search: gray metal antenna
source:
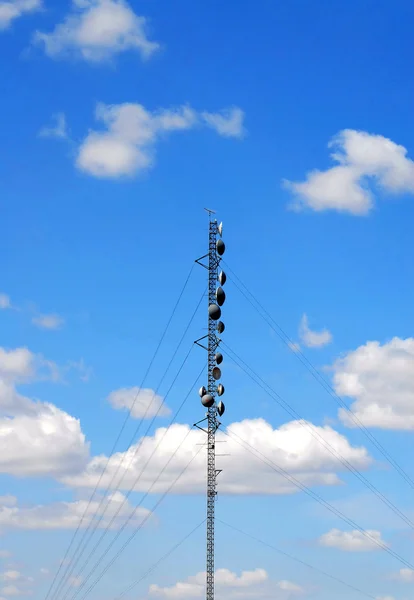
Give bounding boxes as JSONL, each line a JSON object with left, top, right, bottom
{"left": 195, "top": 213, "right": 226, "bottom": 600}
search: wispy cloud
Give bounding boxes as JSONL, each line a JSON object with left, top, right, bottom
{"left": 391, "top": 568, "right": 414, "bottom": 582}
{"left": 0, "top": 0, "right": 42, "bottom": 31}
{"left": 299, "top": 313, "right": 332, "bottom": 348}
{"left": 38, "top": 113, "right": 68, "bottom": 140}
{"left": 201, "top": 107, "right": 245, "bottom": 139}
{"left": 0, "top": 291, "right": 65, "bottom": 332}
{"left": 32, "top": 314, "right": 65, "bottom": 331}
{"left": 0, "top": 294, "right": 11, "bottom": 310}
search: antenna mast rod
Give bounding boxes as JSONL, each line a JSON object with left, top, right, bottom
{"left": 195, "top": 210, "right": 227, "bottom": 600}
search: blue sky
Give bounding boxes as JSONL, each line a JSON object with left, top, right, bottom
{"left": 1, "top": 1, "right": 414, "bottom": 600}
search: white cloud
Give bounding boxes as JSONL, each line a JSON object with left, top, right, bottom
{"left": 0, "top": 573, "right": 21, "bottom": 583}
{"left": 32, "top": 313, "right": 65, "bottom": 330}
{"left": 276, "top": 581, "right": 303, "bottom": 594}
{"left": 149, "top": 568, "right": 268, "bottom": 598}
{"left": 75, "top": 102, "right": 245, "bottom": 178}
{"left": 201, "top": 107, "right": 245, "bottom": 139}
{"left": 284, "top": 129, "right": 414, "bottom": 215}
{"left": 0, "top": 348, "right": 35, "bottom": 382}
{"left": 107, "top": 387, "right": 170, "bottom": 419}
{"left": 39, "top": 113, "right": 68, "bottom": 140}
{"left": 0, "top": 291, "right": 64, "bottom": 332}
{"left": 0, "top": 294, "right": 11, "bottom": 309}
{"left": 318, "top": 528, "right": 387, "bottom": 552}
{"left": 0, "top": 496, "right": 16, "bottom": 507}
{"left": 214, "top": 568, "right": 268, "bottom": 588}
{"left": 0, "top": 346, "right": 61, "bottom": 388}
{"left": 0, "top": 402, "right": 89, "bottom": 477}
{"left": 34, "top": 0, "right": 159, "bottom": 63}
{"left": 0, "top": 571, "right": 32, "bottom": 599}
{"left": 333, "top": 337, "right": 414, "bottom": 430}
{"left": 0, "top": 491, "right": 150, "bottom": 533}
{"left": 76, "top": 102, "right": 196, "bottom": 178}
{"left": 63, "top": 417, "right": 370, "bottom": 495}
{"left": 0, "top": 346, "right": 89, "bottom": 478}
{"left": 298, "top": 314, "right": 332, "bottom": 348}
{"left": 0, "top": 586, "right": 20, "bottom": 597}
{"left": 0, "top": 0, "right": 41, "bottom": 31}
{"left": 392, "top": 568, "right": 414, "bottom": 582}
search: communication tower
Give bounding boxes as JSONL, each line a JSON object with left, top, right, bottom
{"left": 195, "top": 209, "right": 227, "bottom": 600}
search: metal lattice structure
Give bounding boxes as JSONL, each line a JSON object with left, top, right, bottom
{"left": 195, "top": 210, "right": 227, "bottom": 600}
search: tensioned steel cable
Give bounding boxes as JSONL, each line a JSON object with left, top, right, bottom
{"left": 223, "top": 428, "right": 414, "bottom": 570}
{"left": 222, "top": 341, "right": 414, "bottom": 530}
{"left": 46, "top": 265, "right": 197, "bottom": 600}
{"left": 62, "top": 365, "right": 205, "bottom": 600}
{"left": 112, "top": 519, "right": 206, "bottom": 600}
{"left": 57, "top": 348, "right": 201, "bottom": 600}
{"left": 223, "top": 260, "right": 414, "bottom": 491}
{"left": 218, "top": 520, "right": 377, "bottom": 600}
{"left": 73, "top": 440, "right": 205, "bottom": 600}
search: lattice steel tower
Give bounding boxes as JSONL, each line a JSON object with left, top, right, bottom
{"left": 195, "top": 209, "right": 227, "bottom": 600}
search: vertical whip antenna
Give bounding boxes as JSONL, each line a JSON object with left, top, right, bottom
{"left": 195, "top": 210, "right": 227, "bottom": 600}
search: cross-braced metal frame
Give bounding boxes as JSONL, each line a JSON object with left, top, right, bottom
{"left": 195, "top": 215, "right": 223, "bottom": 600}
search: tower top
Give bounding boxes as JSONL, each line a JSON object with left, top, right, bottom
{"left": 204, "top": 207, "right": 216, "bottom": 220}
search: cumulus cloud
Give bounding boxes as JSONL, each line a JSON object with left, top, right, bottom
{"left": 298, "top": 314, "right": 332, "bottom": 348}
{"left": 107, "top": 387, "right": 170, "bottom": 419}
{"left": 0, "top": 402, "right": 89, "bottom": 477}
{"left": 0, "top": 569, "right": 33, "bottom": 599}
{"left": 76, "top": 103, "right": 195, "bottom": 177}
{"left": 0, "top": 347, "right": 35, "bottom": 382}
{"left": 0, "top": 571, "right": 33, "bottom": 598}
{"left": 75, "top": 102, "right": 245, "bottom": 178}
{"left": 318, "top": 528, "right": 387, "bottom": 552}
{"left": 284, "top": 130, "right": 414, "bottom": 215}
{"left": 32, "top": 313, "right": 65, "bottom": 330}
{"left": 149, "top": 568, "right": 268, "bottom": 598}
{"left": 38, "top": 113, "right": 68, "bottom": 140}
{"left": 0, "top": 573, "right": 21, "bottom": 583}
{"left": 0, "top": 491, "right": 150, "bottom": 533}
{"left": 0, "top": 585, "right": 29, "bottom": 597}
{"left": 63, "top": 417, "right": 370, "bottom": 495}
{"left": 0, "top": 346, "right": 89, "bottom": 477}
{"left": 0, "top": 0, "right": 41, "bottom": 31}
{"left": 333, "top": 337, "right": 414, "bottom": 430}
{"left": 149, "top": 569, "right": 304, "bottom": 600}
{"left": 34, "top": 0, "right": 159, "bottom": 63}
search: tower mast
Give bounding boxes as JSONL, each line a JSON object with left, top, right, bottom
{"left": 195, "top": 209, "right": 227, "bottom": 600}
